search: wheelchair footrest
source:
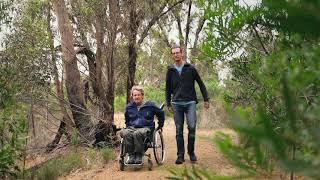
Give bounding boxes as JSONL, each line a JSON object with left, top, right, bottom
{"left": 124, "top": 162, "right": 144, "bottom": 166}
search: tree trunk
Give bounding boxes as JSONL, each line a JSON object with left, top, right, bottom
{"left": 46, "top": 3, "right": 74, "bottom": 150}
{"left": 184, "top": 0, "right": 192, "bottom": 61}
{"left": 46, "top": 120, "right": 71, "bottom": 152}
{"left": 126, "top": 0, "right": 138, "bottom": 103}
{"left": 94, "top": 7, "right": 111, "bottom": 120}
{"left": 48, "top": 1, "right": 74, "bottom": 130}
{"left": 173, "top": 8, "right": 185, "bottom": 49}
{"left": 52, "top": 0, "right": 93, "bottom": 143}
{"left": 126, "top": 43, "right": 137, "bottom": 103}
{"left": 104, "top": 0, "right": 119, "bottom": 124}
{"left": 190, "top": 15, "right": 206, "bottom": 62}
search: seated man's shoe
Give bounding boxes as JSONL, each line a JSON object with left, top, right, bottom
{"left": 126, "top": 153, "right": 135, "bottom": 164}
{"left": 134, "top": 153, "right": 143, "bottom": 164}
{"left": 189, "top": 153, "right": 197, "bottom": 163}
{"left": 175, "top": 156, "right": 185, "bottom": 164}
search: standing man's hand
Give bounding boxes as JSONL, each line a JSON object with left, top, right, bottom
{"left": 167, "top": 106, "right": 173, "bottom": 113}
{"left": 204, "top": 101, "right": 210, "bottom": 109}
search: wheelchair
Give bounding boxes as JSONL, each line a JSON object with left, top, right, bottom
{"left": 118, "top": 103, "right": 165, "bottom": 171}
{"left": 118, "top": 128, "right": 165, "bottom": 171}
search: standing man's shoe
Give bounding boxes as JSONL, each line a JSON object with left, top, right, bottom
{"left": 175, "top": 156, "right": 185, "bottom": 164}
{"left": 189, "top": 153, "right": 197, "bottom": 163}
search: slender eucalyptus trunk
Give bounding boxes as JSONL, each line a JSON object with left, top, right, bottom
{"left": 52, "top": 0, "right": 94, "bottom": 143}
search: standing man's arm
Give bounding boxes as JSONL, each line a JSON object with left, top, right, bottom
{"left": 165, "top": 69, "right": 173, "bottom": 111}
{"left": 194, "top": 68, "right": 210, "bottom": 109}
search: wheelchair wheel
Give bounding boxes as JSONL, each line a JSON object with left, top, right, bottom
{"left": 119, "top": 159, "right": 125, "bottom": 171}
{"left": 119, "top": 139, "right": 125, "bottom": 171}
{"left": 153, "top": 129, "right": 165, "bottom": 165}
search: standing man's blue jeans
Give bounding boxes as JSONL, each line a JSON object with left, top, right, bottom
{"left": 172, "top": 102, "right": 197, "bottom": 158}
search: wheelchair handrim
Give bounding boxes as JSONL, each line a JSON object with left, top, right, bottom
{"left": 153, "top": 130, "right": 165, "bottom": 164}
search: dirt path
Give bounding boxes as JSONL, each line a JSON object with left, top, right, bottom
{"left": 61, "top": 117, "right": 238, "bottom": 180}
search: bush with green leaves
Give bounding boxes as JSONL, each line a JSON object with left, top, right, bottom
{"left": 195, "top": 0, "right": 320, "bottom": 178}
{"left": 167, "top": 165, "right": 239, "bottom": 180}
{"left": 0, "top": 60, "right": 27, "bottom": 178}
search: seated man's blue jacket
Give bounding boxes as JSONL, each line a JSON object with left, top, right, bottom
{"left": 125, "top": 101, "right": 165, "bottom": 128}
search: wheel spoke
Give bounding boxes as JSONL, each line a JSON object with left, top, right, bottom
{"left": 153, "top": 130, "right": 165, "bottom": 165}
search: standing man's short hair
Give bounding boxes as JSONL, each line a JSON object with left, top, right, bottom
{"left": 171, "top": 45, "right": 183, "bottom": 52}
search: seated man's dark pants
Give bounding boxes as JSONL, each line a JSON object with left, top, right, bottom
{"left": 120, "top": 127, "right": 150, "bottom": 163}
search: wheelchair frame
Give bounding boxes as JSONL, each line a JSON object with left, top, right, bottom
{"left": 118, "top": 128, "right": 165, "bottom": 171}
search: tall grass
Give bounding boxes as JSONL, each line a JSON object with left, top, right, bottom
{"left": 23, "top": 147, "right": 115, "bottom": 180}
{"left": 36, "top": 152, "right": 85, "bottom": 180}
{"left": 100, "top": 147, "right": 113, "bottom": 163}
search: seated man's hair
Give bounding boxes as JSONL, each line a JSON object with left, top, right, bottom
{"left": 130, "top": 85, "right": 144, "bottom": 96}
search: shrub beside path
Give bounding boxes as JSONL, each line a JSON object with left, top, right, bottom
{"left": 61, "top": 115, "right": 238, "bottom": 180}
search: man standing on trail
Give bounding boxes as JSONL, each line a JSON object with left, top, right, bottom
{"left": 165, "top": 46, "right": 210, "bottom": 164}
{"left": 120, "top": 86, "right": 165, "bottom": 164}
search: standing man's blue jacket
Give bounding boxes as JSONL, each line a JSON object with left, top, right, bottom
{"left": 125, "top": 101, "right": 165, "bottom": 128}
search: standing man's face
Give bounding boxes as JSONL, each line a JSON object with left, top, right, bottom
{"left": 171, "top": 47, "right": 183, "bottom": 63}
{"left": 132, "top": 90, "right": 144, "bottom": 105}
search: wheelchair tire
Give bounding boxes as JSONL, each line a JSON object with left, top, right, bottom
{"left": 119, "top": 139, "right": 125, "bottom": 171}
{"left": 119, "top": 159, "right": 125, "bottom": 171}
{"left": 153, "top": 129, "right": 165, "bottom": 165}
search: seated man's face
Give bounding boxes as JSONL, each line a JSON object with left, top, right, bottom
{"left": 132, "top": 90, "right": 144, "bottom": 105}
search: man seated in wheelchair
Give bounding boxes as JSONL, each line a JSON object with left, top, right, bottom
{"left": 120, "top": 85, "right": 165, "bottom": 164}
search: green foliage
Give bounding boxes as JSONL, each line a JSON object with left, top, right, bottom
{"left": 144, "top": 84, "right": 166, "bottom": 105}
{"left": 4, "top": 0, "right": 51, "bottom": 90}
{"left": 1, "top": 7, "right": 53, "bottom": 176}
{"left": 100, "top": 147, "right": 113, "bottom": 163}
{"left": 114, "top": 95, "right": 126, "bottom": 112}
{"left": 199, "top": 0, "right": 320, "bottom": 178}
{"left": 263, "top": 0, "right": 320, "bottom": 38}
{"left": 21, "top": 148, "right": 112, "bottom": 179}
{"left": 0, "top": 58, "right": 27, "bottom": 178}
{"left": 167, "top": 165, "right": 235, "bottom": 180}
{"left": 35, "top": 152, "right": 85, "bottom": 180}
{"left": 87, "top": 148, "right": 98, "bottom": 162}
{"left": 214, "top": 131, "right": 271, "bottom": 176}
{"left": 196, "top": 77, "right": 220, "bottom": 102}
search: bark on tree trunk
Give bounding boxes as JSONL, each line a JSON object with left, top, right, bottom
{"left": 46, "top": 3, "right": 74, "bottom": 151}
{"left": 104, "top": 0, "right": 119, "bottom": 124}
{"left": 190, "top": 15, "right": 206, "bottom": 63}
{"left": 46, "top": 119, "right": 71, "bottom": 152}
{"left": 184, "top": 0, "right": 193, "bottom": 61}
{"left": 126, "top": 43, "right": 137, "bottom": 103}
{"left": 52, "top": 0, "right": 93, "bottom": 143}
{"left": 126, "top": 0, "right": 138, "bottom": 103}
